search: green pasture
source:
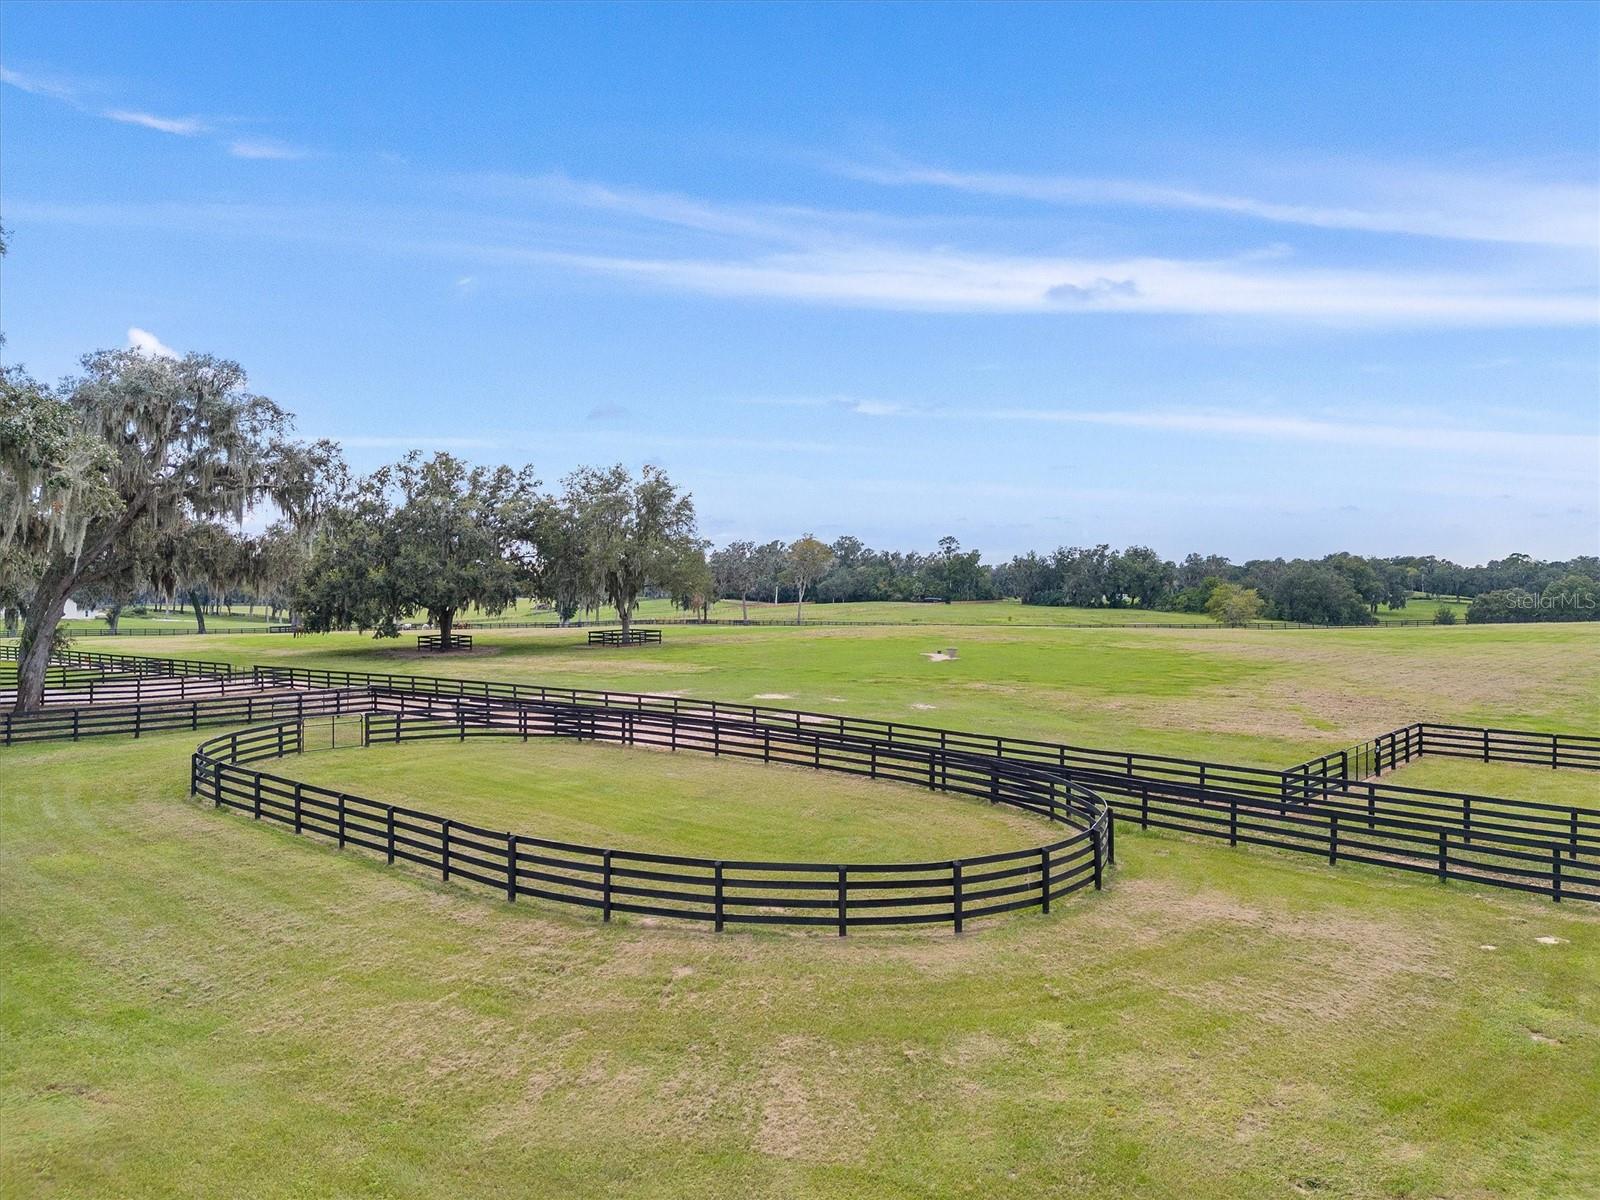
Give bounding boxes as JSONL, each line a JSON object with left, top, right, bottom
{"left": 453, "top": 594, "right": 1463, "bottom": 627}
{"left": 288, "top": 737, "right": 1047, "bottom": 861}
{"left": 3, "top": 619, "right": 1597, "bottom": 1198}
{"left": 73, "top": 619, "right": 1600, "bottom": 770}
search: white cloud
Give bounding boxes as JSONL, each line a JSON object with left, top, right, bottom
{"left": 228, "top": 137, "right": 310, "bottom": 161}
{"left": 548, "top": 244, "right": 1595, "bottom": 325}
{"left": 843, "top": 161, "right": 1600, "bottom": 251}
{"left": 0, "top": 65, "right": 83, "bottom": 103}
{"left": 104, "top": 109, "right": 210, "bottom": 136}
{"left": 127, "top": 326, "right": 178, "bottom": 358}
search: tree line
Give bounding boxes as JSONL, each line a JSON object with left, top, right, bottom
{"left": 4, "top": 339, "right": 1595, "bottom": 712}
{"left": 707, "top": 537, "right": 1599, "bottom": 627}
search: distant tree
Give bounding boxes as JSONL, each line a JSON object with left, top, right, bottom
{"left": 1432, "top": 604, "right": 1458, "bottom": 625}
{"left": 528, "top": 492, "right": 590, "bottom": 624}
{"left": 1466, "top": 588, "right": 1535, "bottom": 624}
{"left": 1541, "top": 573, "right": 1599, "bottom": 622}
{"left": 297, "top": 452, "right": 538, "bottom": 647}
{"left": 72, "top": 576, "right": 134, "bottom": 633}
{"left": 568, "top": 464, "right": 700, "bottom": 638}
{"left": 787, "top": 535, "right": 835, "bottom": 622}
{"left": 1110, "top": 545, "right": 1175, "bottom": 608}
{"left": 1177, "top": 552, "right": 1234, "bottom": 589}
{"left": 752, "top": 539, "right": 789, "bottom": 605}
{"left": 670, "top": 543, "right": 716, "bottom": 621}
{"left": 251, "top": 522, "right": 311, "bottom": 624}
{"left": 1054, "top": 544, "right": 1113, "bottom": 607}
{"left": 2, "top": 349, "right": 333, "bottom": 711}
{"left": 1205, "top": 582, "right": 1264, "bottom": 627}
{"left": 1271, "top": 564, "right": 1373, "bottom": 625}
{"left": 164, "top": 520, "right": 253, "bottom": 633}
{"left": 710, "top": 540, "right": 760, "bottom": 622}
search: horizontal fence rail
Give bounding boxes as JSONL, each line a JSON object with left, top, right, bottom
{"left": 191, "top": 699, "right": 1113, "bottom": 933}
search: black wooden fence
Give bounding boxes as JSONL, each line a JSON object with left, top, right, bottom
{"left": 1, "top": 688, "right": 372, "bottom": 746}
{"left": 1288, "top": 722, "right": 1600, "bottom": 785}
{"left": 587, "top": 629, "right": 662, "bottom": 646}
{"left": 191, "top": 700, "right": 1112, "bottom": 933}
{"left": 7, "top": 646, "right": 1596, "bottom": 907}
{"left": 416, "top": 634, "right": 473, "bottom": 651}
{"left": 0, "top": 643, "right": 235, "bottom": 679}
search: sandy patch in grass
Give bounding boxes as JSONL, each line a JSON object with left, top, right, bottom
{"left": 751, "top": 1036, "right": 875, "bottom": 1163}
{"left": 752, "top": 693, "right": 793, "bottom": 700}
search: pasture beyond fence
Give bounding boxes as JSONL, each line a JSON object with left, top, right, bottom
{"left": 3, "top": 645, "right": 1597, "bottom": 915}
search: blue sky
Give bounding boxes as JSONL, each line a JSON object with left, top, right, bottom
{"left": 2, "top": 1, "right": 1596, "bottom": 564}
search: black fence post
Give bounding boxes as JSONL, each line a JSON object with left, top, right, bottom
{"left": 253, "top": 773, "right": 262, "bottom": 820}
{"left": 1229, "top": 795, "right": 1238, "bottom": 847}
{"left": 441, "top": 819, "right": 452, "bottom": 880}
{"left": 713, "top": 861, "right": 725, "bottom": 932}
{"left": 1329, "top": 813, "right": 1339, "bottom": 865}
{"left": 1552, "top": 846, "right": 1562, "bottom": 903}
{"left": 1141, "top": 781, "right": 1150, "bottom": 830}
{"left": 836, "top": 867, "right": 847, "bottom": 937}
{"left": 337, "top": 794, "right": 347, "bottom": 848}
{"left": 1040, "top": 846, "right": 1051, "bottom": 914}
{"left": 1107, "top": 812, "right": 1116, "bottom": 865}
{"left": 602, "top": 851, "right": 614, "bottom": 922}
{"left": 1093, "top": 833, "right": 1103, "bottom": 892}
{"left": 952, "top": 860, "right": 964, "bottom": 933}
{"left": 386, "top": 806, "right": 396, "bottom": 864}
{"left": 506, "top": 835, "right": 518, "bottom": 902}
{"left": 1437, "top": 828, "right": 1448, "bottom": 882}
{"left": 294, "top": 782, "right": 303, "bottom": 834}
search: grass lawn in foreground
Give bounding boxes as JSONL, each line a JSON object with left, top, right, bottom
{"left": 286, "top": 737, "right": 1048, "bottom": 861}
{"left": 2, "top": 728, "right": 1596, "bottom": 1199}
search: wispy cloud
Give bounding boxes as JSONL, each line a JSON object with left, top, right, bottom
{"left": 842, "top": 160, "right": 1600, "bottom": 251}
{"left": 3, "top": 60, "right": 309, "bottom": 158}
{"left": 228, "top": 137, "right": 310, "bottom": 161}
{"left": 0, "top": 64, "right": 81, "bottom": 103}
{"left": 127, "top": 326, "right": 178, "bottom": 358}
{"left": 104, "top": 109, "right": 209, "bottom": 136}
{"left": 548, "top": 243, "right": 1594, "bottom": 325}
{"left": 736, "top": 395, "right": 915, "bottom": 417}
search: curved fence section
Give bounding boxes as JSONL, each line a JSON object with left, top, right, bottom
{"left": 6, "top": 645, "right": 1595, "bottom": 908}
{"left": 190, "top": 697, "right": 1113, "bottom": 934}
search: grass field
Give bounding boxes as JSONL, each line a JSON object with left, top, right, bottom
{"left": 450, "top": 595, "right": 1467, "bottom": 627}
{"left": 4, "top": 621, "right": 1598, "bottom": 1198}
{"left": 29, "top": 593, "right": 1479, "bottom": 636}
{"left": 288, "top": 738, "right": 1048, "bottom": 861}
